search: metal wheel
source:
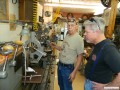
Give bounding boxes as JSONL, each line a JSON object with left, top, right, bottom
{"left": 101, "top": 0, "right": 111, "bottom": 7}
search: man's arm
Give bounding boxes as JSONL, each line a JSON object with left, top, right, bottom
{"left": 73, "top": 54, "right": 83, "bottom": 75}
{"left": 105, "top": 72, "right": 120, "bottom": 87}
{"left": 92, "top": 72, "right": 120, "bottom": 90}
{"left": 69, "top": 54, "right": 83, "bottom": 82}
{"left": 50, "top": 42, "right": 63, "bottom": 51}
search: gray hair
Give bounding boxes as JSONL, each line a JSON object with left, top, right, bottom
{"left": 83, "top": 16, "right": 106, "bottom": 33}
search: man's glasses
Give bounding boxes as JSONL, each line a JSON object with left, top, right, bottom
{"left": 89, "top": 18, "right": 100, "bottom": 30}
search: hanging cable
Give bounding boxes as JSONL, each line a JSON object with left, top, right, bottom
{"left": 33, "top": 0, "right": 38, "bottom": 31}
{"left": 12, "top": 0, "right": 17, "bottom": 4}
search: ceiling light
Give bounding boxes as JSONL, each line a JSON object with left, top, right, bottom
{"left": 45, "top": 0, "right": 101, "bottom": 6}
{"left": 44, "top": 3, "right": 103, "bottom": 9}
{"left": 94, "top": 7, "right": 106, "bottom": 15}
{"left": 118, "top": 2, "right": 120, "bottom": 8}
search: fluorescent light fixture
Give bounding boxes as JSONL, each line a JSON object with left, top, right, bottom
{"left": 45, "top": 0, "right": 101, "bottom": 6}
{"left": 118, "top": 2, "right": 120, "bottom": 8}
{"left": 94, "top": 2, "right": 120, "bottom": 15}
{"left": 94, "top": 6, "right": 106, "bottom": 15}
{"left": 44, "top": 3, "right": 103, "bottom": 9}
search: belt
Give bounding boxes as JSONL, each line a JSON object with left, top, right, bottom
{"left": 59, "top": 62, "right": 74, "bottom": 67}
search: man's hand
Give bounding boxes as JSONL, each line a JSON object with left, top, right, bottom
{"left": 50, "top": 42, "right": 63, "bottom": 51}
{"left": 92, "top": 81, "right": 107, "bottom": 90}
{"left": 69, "top": 72, "right": 76, "bottom": 82}
{"left": 50, "top": 42, "right": 56, "bottom": 48}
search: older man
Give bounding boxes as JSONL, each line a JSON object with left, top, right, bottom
{"left": 50, "top": 18, "right": 84, "bottom": 90}
{"left": 83, "top": 16, "right": 120, "bottom": 90}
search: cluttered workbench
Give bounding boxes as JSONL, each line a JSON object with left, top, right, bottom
{"left": 22, "top": 49, "right": 56, "bottom": 90}
{"left": 0, "top": 21, "right": 57, "bottom": 90}
{"left": 0, "top": 42, "right": 23, "bottom": 90}
{"left": 0, "top": 40, "right": 56, "bottom": 90}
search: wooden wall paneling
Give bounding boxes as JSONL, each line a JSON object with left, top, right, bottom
{"left": 25, "top": 0, "right": 33, "bottom": 21}
{"left": 19, "top": 0, "right": 33, "bottom": 21}
{"left": 19, "top": 0, "right": 25, "bottom": 20}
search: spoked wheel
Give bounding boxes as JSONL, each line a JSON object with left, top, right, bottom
{"left": 101, "top": 0, "right": 111, "bottom": 7}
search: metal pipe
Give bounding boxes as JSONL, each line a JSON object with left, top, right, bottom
{"left": 2, "top": 56, "right": 8, "bottom": 71}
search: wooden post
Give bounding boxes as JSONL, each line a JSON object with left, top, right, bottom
{"left": 105, "top": 0, "right": 118, "bottom": 38}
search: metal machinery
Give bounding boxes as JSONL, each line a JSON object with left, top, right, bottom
{"left": 21, "top": 1, "right": 57, "bottom": 89}
{"left": 24, "top": 31, "right": 46, "bottom": 64}
{"left": 0, "top": 0, "right": 57, "bottom": 90}
{"left": 0, "top": 42, "right": 23, "bottom": 90}
{"left": 0, "top": 22, "right": 57, "bottom": 90}
{"left": 21, "top": 23, "right": 57, "bottom": 90}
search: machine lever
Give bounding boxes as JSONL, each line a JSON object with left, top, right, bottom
{"left": 0, "top": 50, "right": 13, "bottom": 79}
{"left": 9, "top": 45, "right": 19, "bottom": 67}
